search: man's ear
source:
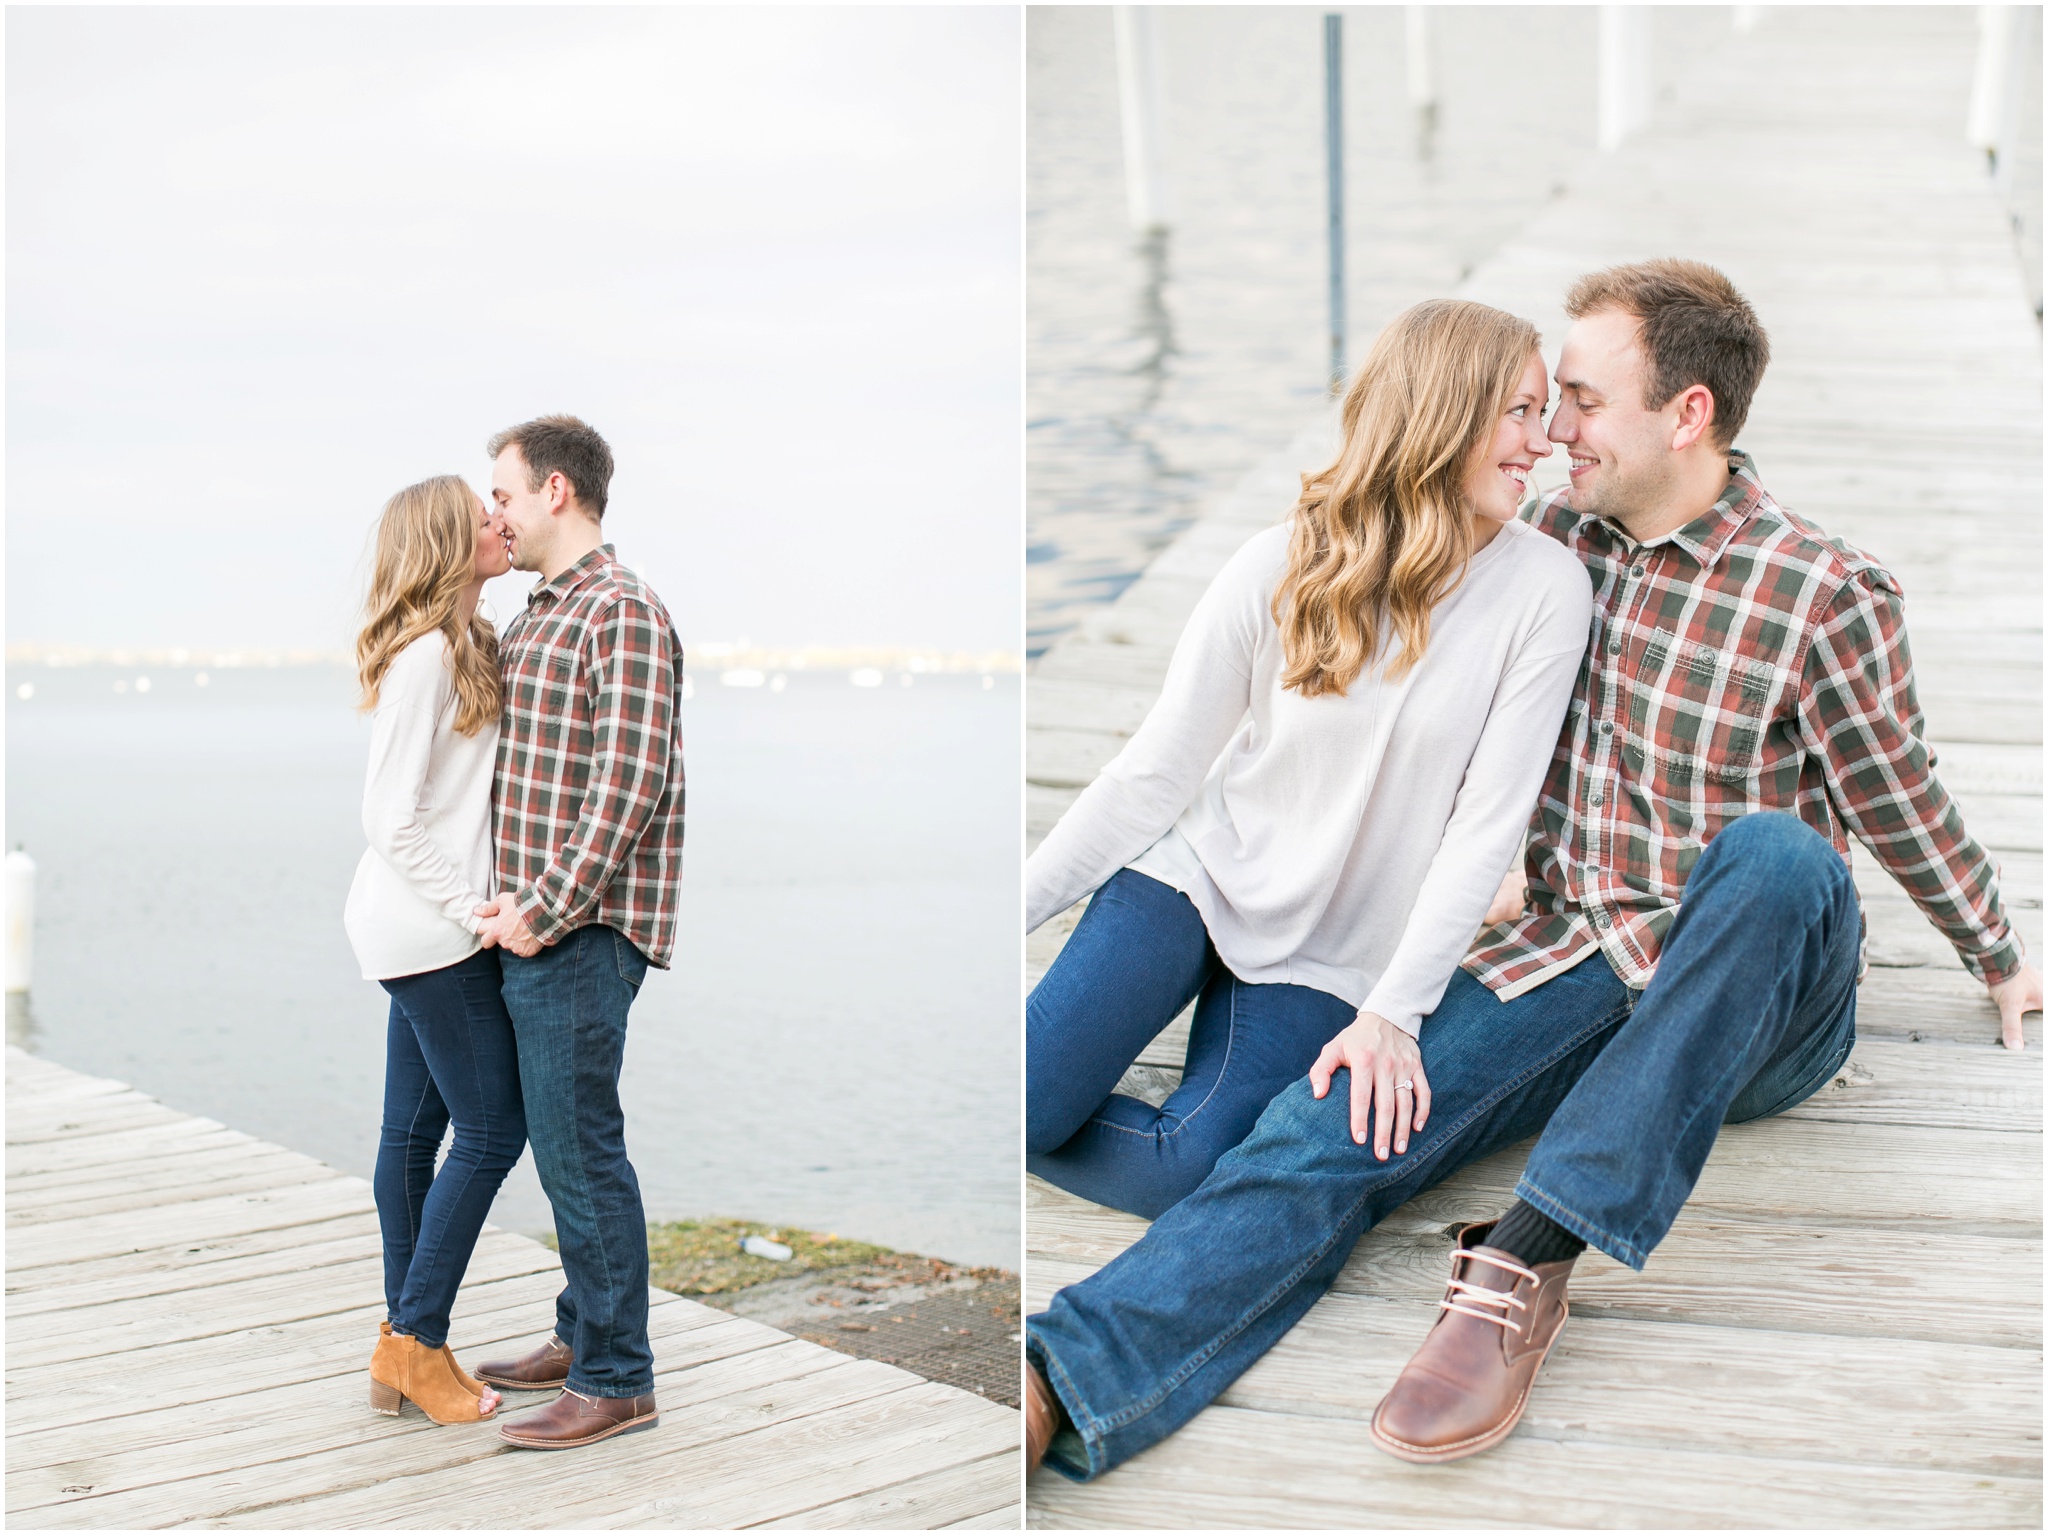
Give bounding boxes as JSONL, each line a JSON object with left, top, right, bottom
{"left": 546, "top": 471, "right": 571, "bottom": 515}
{"left": 1669, "top": 384, "right": 1718, "bottom": 453}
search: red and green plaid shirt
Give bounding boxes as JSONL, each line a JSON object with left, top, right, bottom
{"left": 493, "top": 544, "right": 686, "bottom": 967}
{"left": 1465, "top": 451, "right": 2022, "bottom": 999}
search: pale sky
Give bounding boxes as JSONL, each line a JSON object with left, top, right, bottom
{"left": 7, "top": 6, "right": 1022, "bottom": 653}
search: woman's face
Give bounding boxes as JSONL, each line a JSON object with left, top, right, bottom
{"left": 1462, "top": 351, "right": 1553, "bottom": 525}
{"left": 472, "top": 494, "right": 512, "bottom": 581}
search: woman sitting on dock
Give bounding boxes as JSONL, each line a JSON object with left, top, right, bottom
{"left": 1025, "top": 299, "right": 1592, "bottom": 1218}
{"left": 344, "top": 475, "right": 525, "bottom": 1425}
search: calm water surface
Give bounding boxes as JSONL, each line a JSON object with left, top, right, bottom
{"left": 1028, "top": 4, "right": 1737, "bottom": 656}
{"left": 7, "top": 664, "right": 1020, "bottom": 1268}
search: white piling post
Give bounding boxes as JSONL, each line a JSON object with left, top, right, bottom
{"left": 1967, "top": 6, "right": 2012, "bottom": 155}
{"left": 1324, "top": 11, "right": 1347, "bottom": 392}
{"left": 1597, "top": 6, "right": 1654, "bottom": 153}
{"left": 1732, "top": 6, "right": 1764, "bottom": 34}
{"left": 1404, "top": 6, "right": 1437, "bottom": 112}
{"left": 5, "top": 848, "right": 35, "bottom": 996}
{"left": 1112, "top": 6, "right": 1171, "bottom": 232}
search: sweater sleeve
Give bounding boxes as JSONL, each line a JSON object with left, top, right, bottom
{"left": 361, "top": 638, "right": 493, "bottom": 932}
{"left": 1024, "top": 536, "right": 1269, "bottom": 932}
{"left": 1359, "top": 563, "right": 1594, "bottom": 1037}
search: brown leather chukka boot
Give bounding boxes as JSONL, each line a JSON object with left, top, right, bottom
{"left": 1369, "top": 1220, "right": 1575, "bottom": 1463}
{"left": 498, "top": 1386, "right": 659, "bottom": 1450}
{"left": 474, "top": 1333, "right": 574, "bottom": 1390}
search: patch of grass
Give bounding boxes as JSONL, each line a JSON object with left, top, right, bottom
{"left": 643, "top": 1218, "right": 899, "bottom": 1297}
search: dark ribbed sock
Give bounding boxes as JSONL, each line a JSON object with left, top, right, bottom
{"left": 1485, "top": 1199, "right": 1587, "bottom": 1268}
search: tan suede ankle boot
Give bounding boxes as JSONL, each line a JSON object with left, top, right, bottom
{"left": 369, "top": 1330, "right": 497, "bottom": 1424}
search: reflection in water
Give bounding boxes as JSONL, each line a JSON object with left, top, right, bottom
{"left": 1127, "top": 226, "right": 1177, "bottom": 413}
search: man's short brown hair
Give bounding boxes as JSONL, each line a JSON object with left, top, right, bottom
{"left": 487, "top": 415, "right": 615, "bottom": 519}
{"left": 1564, "top": 260, "right": 1770, "bottom": 447}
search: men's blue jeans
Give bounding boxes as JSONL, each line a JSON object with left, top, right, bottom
{"left": 376, "top": 947, "right": 527, "bottom": 1349}
{"left": 1029, "top": 869, "right": 1353, "bottom": 1219}
{"left": 501, "top": 923, "right": 655, "bottom": 1398}
{"left": 1028, "top": 812, "right": 1860, "bottom": 1479}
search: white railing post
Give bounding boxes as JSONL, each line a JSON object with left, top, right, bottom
{"left": 5, "top": 847, "right": 35, "bottom": 997}
{"left": 1598, "top": 6, "right": 1654, "bottom": 153}
{"left": 1404, "top": 7, "right": 1437, "bottom": 114}
{"left": 1967, "top": 5, "right": 2012, "bottom": 159}
{"left": 1113, "top": 6, "right": 1171, "bottom": 232}
{"left": 1324, "top": 11, "right": 1347, "bottom": 392}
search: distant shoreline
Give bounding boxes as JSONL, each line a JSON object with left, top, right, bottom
{"left": 7, "top": 643, "right": 1023, "bottom": 674}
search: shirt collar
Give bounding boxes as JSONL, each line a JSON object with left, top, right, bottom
{"left": 530, "top": 543, "right": 615, "bottom": 607}
{"left": 1597, "top": 450, "right": 1763, "bottom": 569}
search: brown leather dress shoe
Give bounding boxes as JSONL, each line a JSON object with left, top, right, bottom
{"left": 1026, "top": 1361, "right": 1064, "bottom": 1473}
{"left": 1369, "top": 1221, "right": 1576, "bottom": 1464}
{"left": 473, "top": 1334, "right": 573, "bottom": 1390}
{"left": 497, "top": 1386, "right": 659, "bottom": 1450}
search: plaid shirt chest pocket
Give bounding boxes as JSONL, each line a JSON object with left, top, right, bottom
{"left": 1626, "top": 631, "right": 1788, "bottom": 806}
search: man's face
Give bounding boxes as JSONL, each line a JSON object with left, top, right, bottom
{"left": 1548, "top": 308, "right": 1680, "bottom": 527}
{"left": 490, "top": 447, "right": 551, "bottom": 574}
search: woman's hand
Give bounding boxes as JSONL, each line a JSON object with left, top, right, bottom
{"left": 1309, "top": 1011, "right": 1429, "bottom": 1160}
{"left": 1483, "top": 868, "right": 1529, "bottom": 928}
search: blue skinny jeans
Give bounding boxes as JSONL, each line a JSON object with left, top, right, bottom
{"left": 1028, "top": 812, "right": 1861, "bottom": 1479}
{"left": 1028, "top": 868, "right": 1353, "bottom": 1219}
{"left": 375, "top": 946, "right": 527, "bottom": 1349}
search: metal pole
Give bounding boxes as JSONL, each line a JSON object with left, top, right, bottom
{"left": 1597, "top": 6, "right": 1653, "bottom": 153}
{"left": 1113, "top": 6, "right": 1170, "bottom": 231}
{"left": 1324, "top": 11, "right": 1347, "bottom": 392}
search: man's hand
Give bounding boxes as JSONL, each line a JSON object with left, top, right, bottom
{"left": 1309, "top": 1011, "right": 1430, "bottom": 1160}
{"left": 1988, "top": 963, "right": 2042, "bottom": 1051}
{"left": 474, "top": 895, "right": 544, "bottom": 958}
{"left": 1482, "top": 868, "right": 1529, "bottom": 928}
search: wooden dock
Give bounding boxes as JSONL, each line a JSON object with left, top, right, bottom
{"left": 4, "top": 1048, "right": 1019, "bottom": 1529}
{"left": 1026, "top": 8, "right": 2041, "bottom": 1527}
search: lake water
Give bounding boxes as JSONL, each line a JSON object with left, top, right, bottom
{"left": 6, "top": 663, "right": 1020, "bottom": 1269}
{"left": 1027, "top": 4, "right": 1741, "bottom": 656}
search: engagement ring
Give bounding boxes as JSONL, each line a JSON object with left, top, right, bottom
{"left": 1394, "top": 1080, "right": 1414, "bottom": 1092}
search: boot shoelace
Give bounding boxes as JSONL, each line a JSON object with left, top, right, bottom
{"left": 1440, "top": 1251, "right": 1539, "bottom": 1332}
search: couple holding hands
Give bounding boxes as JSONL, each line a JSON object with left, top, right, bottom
{"left": 342, "top": 415, "right": 684, "bottom": 1451}
{"left": 1024, "top": 260, "right": 2039, "bottom": 1475}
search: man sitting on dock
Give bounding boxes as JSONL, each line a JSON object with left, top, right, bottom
{"left": 467, "top": 415, "right": 688, "bottom": 1451}
{"left": 1025, "top": 259, "right": 2041, "bottom": 1477}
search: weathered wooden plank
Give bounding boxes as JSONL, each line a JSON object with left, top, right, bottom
{"left": 5, "top": 1177, "right": 378, "bottom": 1272}
{"left": 5, "top": 1120, "right": 250, "bottom": 1180}
{"left": 2, "top": 1272, "right": 572, "bottom": 1435}
{"left": 5, "top": 1226, "right": 389, "bottom": 1319}
{"left": 1024, "top": 1403, "right": 2042, "bottom": 1529}
{"left": 4, "top": 1213, "right": 382, "bottom": 1299}
{"left": 189, "top": 1382, "right": 1018, "bottom": 1530}
{"left": 1026, "top": 1255, "right": 2038, "bottom": 1478}
{"left": 7, "top": 1135, "right": 312, "bottom": 1198}
{"left": 6, "top": 1236, "right": 563, "bottom": 1369}
{"left": 1025, "top": 1180, "right": 2041, "bottom": 1349}
{"left": 9, "top": 1329, "right": 840, "bottom": 1526}
{"left": 757, "top": 1452, "right": 1022, "bottom": 1529}
{"left": 8, "top": 1151, "right": 338, "bottom": 1226}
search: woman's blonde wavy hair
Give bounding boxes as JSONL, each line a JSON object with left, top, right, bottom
{"left": 355, "top": 475, "right": 501, "bottom": 735}
{"left": 1273, "top": 299, "right": 1541, "bottom": 697}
